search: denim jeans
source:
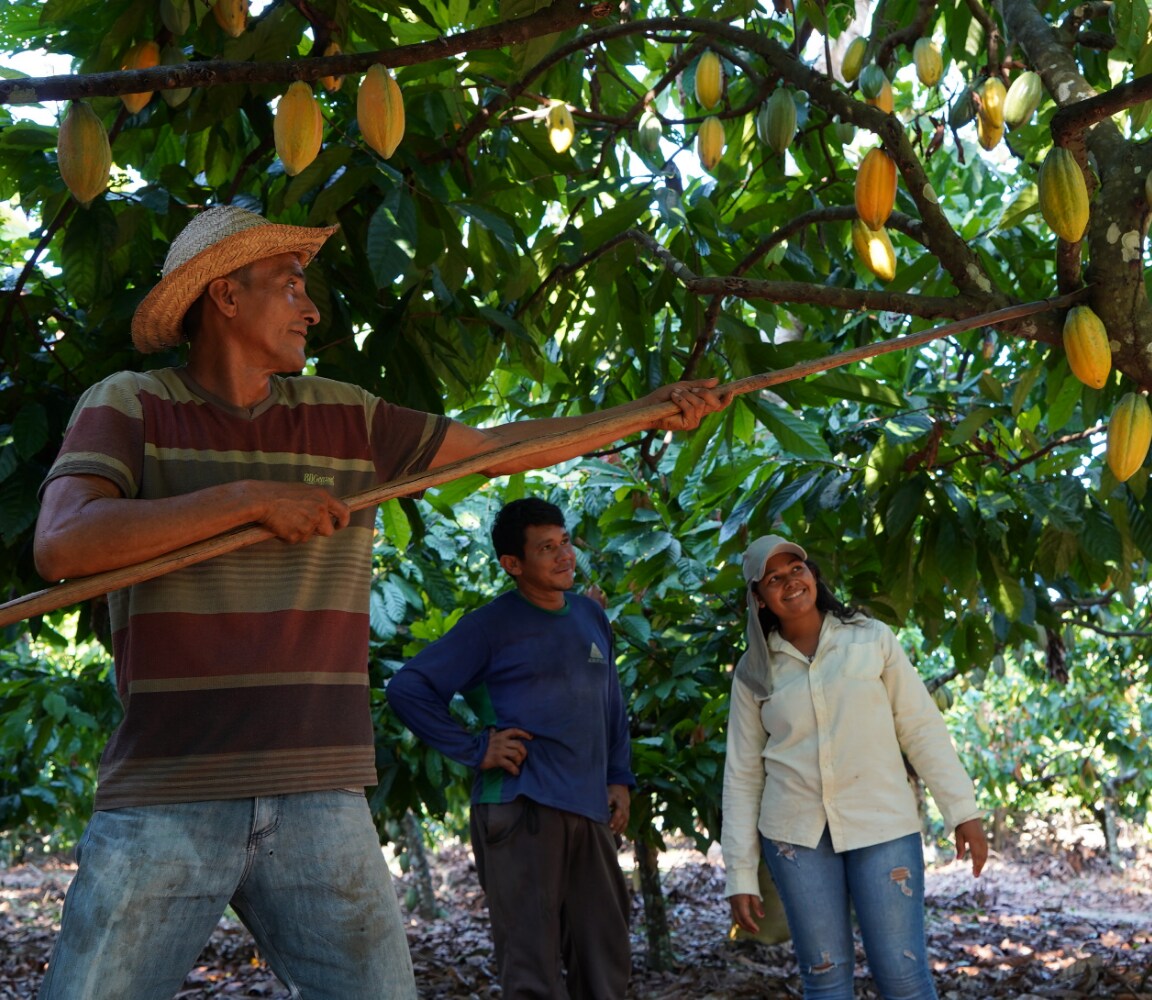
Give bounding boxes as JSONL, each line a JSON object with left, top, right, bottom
{"left": 38, "top": 790, "right": 416, "bottom": 1000}
{"left": 761, "top": 828, "right": 938, "bottom": 1000}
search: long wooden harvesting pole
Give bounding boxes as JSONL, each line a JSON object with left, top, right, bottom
{"left": 0, "top": 293, "right": 1080, "bottom": 629}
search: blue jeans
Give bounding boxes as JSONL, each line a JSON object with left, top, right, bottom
{"left": 38, "top": 791, "right": 416, "bottom": 1000}
{"left": 761, "top": 828, "right": 938, "bottom": 1000}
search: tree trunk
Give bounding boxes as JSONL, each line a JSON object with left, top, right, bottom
{"left": 634, "top": 839, "right": 675, "bottom": 971}
{"left": 402, "top": 810, "right": 439, "bottom": 920}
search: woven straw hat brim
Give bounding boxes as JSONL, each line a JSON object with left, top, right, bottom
{"left": 131, "top": 222, "right": 339, "bottom": 354}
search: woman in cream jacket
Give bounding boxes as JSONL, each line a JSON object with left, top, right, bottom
{"left": 722, "top": 534, "right": 987, "bottom": 1000}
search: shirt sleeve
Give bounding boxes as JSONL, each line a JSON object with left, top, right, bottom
{"left": 386, "top": 615, "right": 493, "bottom": 769}
{"left": 721, "top": 670, "right": 769, "bottom": 898}
{"left": 879, "top": 625, "right": 983, "bottom": 831}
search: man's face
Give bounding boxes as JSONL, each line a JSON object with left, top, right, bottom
{"left": 226, "top": 252, "right": 320, "bottom": 372}
{"left": 501, "top": 523, "right": 576, "bottom": 598}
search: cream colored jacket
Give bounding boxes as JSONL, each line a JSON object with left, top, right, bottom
{"left": 722, "top": 610, "right": 982, "bottom": 899}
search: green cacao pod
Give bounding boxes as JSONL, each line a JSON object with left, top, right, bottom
{"left": 851, "top": 219, "right": 895, "bottom": 283}
{"left": 759, "top": 88, "right": 797, "bottom": 154}
{"left": 695, "top": 51, "right": 724, "bottom": 110}
{"left": 697, "top": 115, "right": 724, "bottom": 172}
{"left": 1062, "top": 305, "right": 1112, "bottom": 389}
{"left": 357, "top": 64, "right": 405, "bottom": 159}
{"left": 1003, "top": 71, "right": 1042, "bottom": 128}
{"left": 841, "top": 37, "right": 867, "bottom": 84}
{"left": 855, "top": 147, "right": 897, "bottom": 229}
{"left": 858, "top": 63, "right": 885, "bottom": 100}
{"left": 637, "top": 109, "right": 662, "bottom": 155}
{"left": 1038, "top": 146, "right": 1090, "bottom": 243}
{"left": 913, "top": 38, "right": 942, "bottom": 87}
{"left": 160, "top": 45, "right": 192, "bottom": 108}
{"left": 274, "top": 81, "right": 323, "bottom": 176}
{"left": 1107, "top": 392, "right": 1152, "bottom": 482}
{"left": 949, "top": 86, "right": 977, "bottom": 129}
{"left": 57, "top": 100, "right": 111, "bottom": 207}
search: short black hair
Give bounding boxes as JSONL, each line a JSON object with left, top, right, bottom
{"left": 492, "top": 498, "right": 566, "bottom": 559}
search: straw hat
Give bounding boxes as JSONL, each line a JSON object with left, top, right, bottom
{"left": 131, "top": 206, "right": 339, "bottom": 353}
{"left": 743, "top": 534, "right": 807, "bottom": 586}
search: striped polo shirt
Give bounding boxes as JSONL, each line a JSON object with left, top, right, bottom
{"left": 41, "top": 367, "right": 449, "bottom": 809}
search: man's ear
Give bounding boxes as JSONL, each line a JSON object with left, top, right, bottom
{"left": 205, "top": 276, "right": 240, "bottom": 318}
{"left": 498, "top": 554, "right": 522, "bottom": 577}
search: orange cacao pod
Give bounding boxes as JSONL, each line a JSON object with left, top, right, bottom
{"left": 121, "top": 40, "right": 160, "bottom": 114}
{"left": 57, "top": 100, "right": 112, "bottom": 207}
{"left": 1107, "top": 393, "right": 1152, "bottom": 482}
{"left": 980, "top": 76, "right": 1007, "bottom": 128}
{"left": 1062, "top": 305, "right": 1112, "bottom": 389}
{"left": 695, "top": 52, "right": 724, "bottom": 110}
{"left": 357, "top": 64, "right": 405, "bottom": 159}
{"left": 855, "top": 147, "right": 897, "bottom": 229}
{"left": 318, "top": 42, "right": 344, "bottom": 93}
{"left": 274, "top": 82, "right": 323, "bottom": 176}
{"left": 697, "top": 115, "right": 724, "bottom": 172}
{"left": 851, "top": 219, "right": 895, "bottom": 283}
{"left": 212, "top": 0, "right": 248, "bottom": 37}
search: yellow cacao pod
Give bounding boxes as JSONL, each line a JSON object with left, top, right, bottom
{"left": 637, "top": 109, "right": 662, "bottom": 156}
{"left": 855, "top": 147, "right": 897, "bottom": 229}
{"left": 695, "top": 51, "right": 723, "bottom": 110}
{"left": 913, "top": 38, "right": 942, "bottom": 87}
{"left": 1003, "top": 71, "right": 1042, "bottom": 128}
{"left": 1038, "top": 146, "right": 1090, "bottom": 243}
{"left": 866, "top": 75, "right": 894, "bottom": 114}
{"left": 274, "top": 82, "right": 323, "bottom": 177}
{"left": 980, "top": 76, "right": 1007, "bottom": 128}
{"left": 318, "top": 41, "right": 344, "bottom": 93}
{"left": 121, "top": 40, "right": 160, "bottom": 115}
{"left": 357, "top": 64, "right": 405, "bottom": 159}
{"left": 547, "top": 101, "right": 575, "bottom": 153}
{"left": 212, "top": 0, "right": 248, "bottom": 37}
{"left": 976, "top": 112, "right": 1003, "bottom": 151}
{"left": 697, "top": 115, "right": 724, "bottom": 172}
{"left": 57, "top": 100, "right": 111, "bottom": 207}
{"left": 160, "top": 44, "right": 192, "bottom": 108}
{"left": 1107, "top": 392, "right": 1152, "bottom": 482}
{"left": 841, "top": 37, "right": 867, "bottom": 84}
{"left": 851, "top": 219, "right": 896, "bottom": 283}
{"left": 759, "top": 88, "right": 797, "bottom": 154}
{"left": 1062, "top": 305, "right": 1112, "bottom": 389}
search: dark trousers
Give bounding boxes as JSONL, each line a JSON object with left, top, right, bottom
{"left": 470, "top": 798, "right": 631, "bottom": 1000}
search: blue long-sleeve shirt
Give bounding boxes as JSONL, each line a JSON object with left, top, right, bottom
{"left": 387, "top": 590, "right": 635, "bottom": 823}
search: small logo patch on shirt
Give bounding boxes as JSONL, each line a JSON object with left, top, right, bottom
{"left": 589, "top": 642, "right": 606, "bottom": 663}
{"left": 303, "top": 472, "right": 336, "bottom": 487}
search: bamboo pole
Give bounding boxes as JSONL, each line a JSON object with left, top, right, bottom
{"left": 0, "top": 292, "right": 1080, "bottom": 629}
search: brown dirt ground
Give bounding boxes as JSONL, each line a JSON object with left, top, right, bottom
{"left": 1, "top": 832, "right": 1150, "bottom": 999}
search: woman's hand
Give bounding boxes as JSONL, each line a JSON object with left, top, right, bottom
{"left": 954, "top": 818, "right": 989, "bottom": 877}
{"left": 729, "top": 893, "right": 765, "bottom": 935}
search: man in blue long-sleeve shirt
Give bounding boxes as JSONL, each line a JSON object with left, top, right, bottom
{"left": 387, "top": 497, "right": 634, "bottom": 999}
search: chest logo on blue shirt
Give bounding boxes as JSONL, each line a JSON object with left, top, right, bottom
{"left": 588, "top": 643, "right": 606, "bottom": 663}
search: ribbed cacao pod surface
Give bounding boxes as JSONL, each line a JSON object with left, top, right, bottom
{"left": 318, "top": 42, "right": 344, "bottom": 93}
{"left": 949, "top": 86, "right": 977, "bottom": 129}
{"left": 855, "top": 147, "right": 897, "bottom": 229}
{"left": 760, "top": 88, "right": 797, "bottom": 154}
{"left": 274, "top": 82, "right": 323, "bottom": 176}
{"left": 851, "top": 219, "right": 895, "bottom": 282}
{"left": 121, "top": 40, "right": 160, "bottom": 114}
{"left": 1062, "top": 305, "right": 1112, "bottom": 389}
{"left": 57, "top": 101, "right": 112, "bottom": 207}
{"left": 976, "top": 113, "right": 1003, "bottom": 151}
{"left": 841, "top": 37, "right": 867, "bottom": 83}
{"left": 1003, "top": 71, "right": 1042, "bottom": 128}
{"left": 858, "top": 64, "right": 885, "bottom": 100}
{"left": 1038, "top": 146, "right": 1090, "bottom": 243}
{"left": 866, "top": 76, "right": 894, "bottom": 114}
{"left": 357, "top": 64, "right": 405, "bottom": 159}
{"left": 212, "top": 0, "right": 247, "bottom": 37}
{"left": 696, "top": 115, "right": 724, "bottom": 172}
{"left": 695, "top": 52, "right": 723, "bottom": 110}
{"left": 980, "top": 76, "right": 1007, "bottom": 127}
{"left": 160, "top": 45, "right": 192, "bottom": 108}
{"left": 1107, "top": 392, "right": 1152, "bottom": 482}
{"left": 637, "top": 110, "right": 662, "bottom": 155}
{"left": 913, "top": 38, "right": 942, "bottom": 87}
{"left": 546, "top": 101, "right": 575, "bottom": 153}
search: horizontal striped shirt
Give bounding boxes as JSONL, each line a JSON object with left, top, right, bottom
{"left": 41, "top": 367, "right": 449, "bottom": 808}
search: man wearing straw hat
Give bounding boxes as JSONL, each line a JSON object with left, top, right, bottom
{"left": 31, "top": 205, "right": 727, "bottom": 999}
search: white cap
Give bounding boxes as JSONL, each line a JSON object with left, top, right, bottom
{"left": 742, "top": 534, "right": 808, "bottom": 584}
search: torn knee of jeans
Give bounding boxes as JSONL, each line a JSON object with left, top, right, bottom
{"left": 889, "top": 865, "right": 913, "bottom": 897}
{"left": 772, "top": 841, "right": 797, "bottom": 862}
{"left": 809, "top": 953, "right": 836, "bottom": 974}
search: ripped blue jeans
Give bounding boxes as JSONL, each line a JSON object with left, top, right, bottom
{"left": 761, "top": 827, "right": 938, "bottom": 1000}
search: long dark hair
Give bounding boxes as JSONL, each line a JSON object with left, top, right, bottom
{"left": 753, "top": 559, "right": 867, "bottom": 636}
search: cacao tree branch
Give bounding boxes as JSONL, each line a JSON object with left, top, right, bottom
{"left": 0, "top": 0, "right": 597, "bottom": 104}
